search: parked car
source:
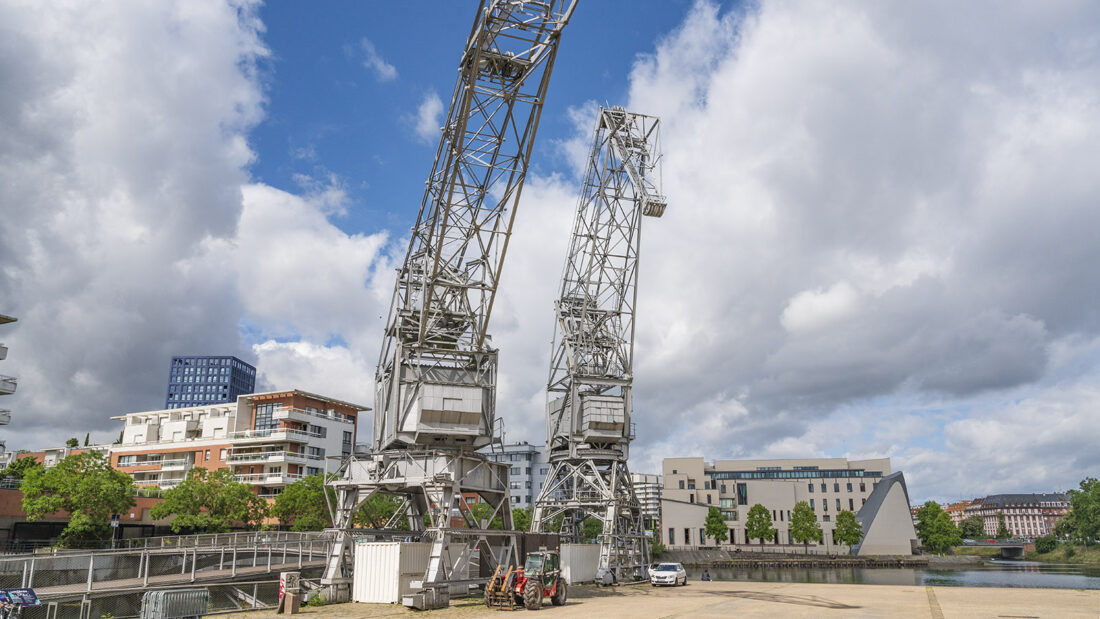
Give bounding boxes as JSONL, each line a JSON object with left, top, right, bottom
{"left": 648, "top": 562, "right": 687, "bottom": 586}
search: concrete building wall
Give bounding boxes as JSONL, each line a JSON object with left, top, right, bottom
{"left": 854, "top": 473, "right": 918, "bottom": 555}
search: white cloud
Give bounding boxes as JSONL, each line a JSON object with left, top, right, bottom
{"left": 413, "top": 91, "right": 444, "bottom": 144}
{"left": 360, "top": 37, "right": 397, "bottom": 82}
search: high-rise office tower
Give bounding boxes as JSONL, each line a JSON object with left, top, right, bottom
{"left": 165, "top": 355, "right": 256, "bottom": 409}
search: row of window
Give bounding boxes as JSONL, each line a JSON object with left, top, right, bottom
{"left": 708, "top": 469, "right": 882, "bottom": 480}
{"left": 808, "top": 482, "right": 866, "bottom": 493}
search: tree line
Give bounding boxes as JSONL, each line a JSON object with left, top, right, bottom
{"left": 701, "top": 501, "right": 864, "bottom": 552}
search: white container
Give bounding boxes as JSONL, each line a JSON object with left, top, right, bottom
{"left": 560, "top": 543, "right": 600, "bottom": 584}
{"left": 352, "top": 542, "right": 431, "bottom": 603}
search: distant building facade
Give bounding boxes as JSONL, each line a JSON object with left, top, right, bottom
{"left": 661, "top": 457, "right": 917, "bottom": 555}
{"left": 165, "top": 355, "right": 256, "bottom": 409}
{"left": 942, "top": 500, "right": 973, "bottom": 526}
{"left": 963, "top": 493, "right": 1068, "bottom": 539}
{"left": 631, "top": 473, "right": 662, "bottom": 531}
{"left": 481, "top": 441, "right": 549, "bottom": 508}
{"left": 0, "top": 314, "right": 17, "bottom": 442}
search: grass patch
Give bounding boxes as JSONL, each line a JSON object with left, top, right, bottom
{"left": 1026, "top": 544, "right": 1100, "bottom": 565}
{"left": 951, "top": 547, "right": 1001, "bottom": 557}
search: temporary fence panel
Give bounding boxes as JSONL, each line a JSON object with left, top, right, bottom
{"left": 560, "top": 543, "right": 600, "bottom": 584}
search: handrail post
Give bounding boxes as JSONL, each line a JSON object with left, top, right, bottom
{"left": 253, "top": 545, "right": 258, "bottom": 568}
{"left": 86, "top": 555, "right": 94, "bottom": 593}
{"left": 143, "top": 550, "right": 150, "bottom": 587}
{"left": 190, "top": 548, "right": 197, "bottom": 582}
{"left": 267, "top": 546, "right": 272, "bottom": 572}
{"left": 298, "top": 542, "right": 303, "bottom": 568}
{"left": 219, "top": 547, "right": 225, "bottom": 571}
{"left": 232, "top": 547, "right": 237, "bottom": 577}
{"left": 181, "top": 548, "right": 188, "bottom": 574}
{"left": 28, "top": 558, "right": 36, "bottom": 589}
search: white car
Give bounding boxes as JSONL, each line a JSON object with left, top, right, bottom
{"left": 648, "top": 562, "right": 687, "bottom": 586}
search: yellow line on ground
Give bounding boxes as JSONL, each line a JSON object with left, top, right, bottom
{"left": 925, "top": 586, "right": 944, "bottom": 619}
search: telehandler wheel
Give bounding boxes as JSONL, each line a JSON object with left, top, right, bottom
{"left": 524, "top": 578, "right": 544, "bottom": 610}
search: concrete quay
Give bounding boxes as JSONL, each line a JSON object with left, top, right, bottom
{"left": 221, "top": 580, "right": 1100, "bottom": 618}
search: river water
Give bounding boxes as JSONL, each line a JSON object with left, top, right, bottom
{"left": 686, "top": 560, "right": 1100, "bottom": 590}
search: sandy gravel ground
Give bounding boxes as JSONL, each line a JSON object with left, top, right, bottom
{"left": 218, "top": 580, "right": 1100, "bottom": 618}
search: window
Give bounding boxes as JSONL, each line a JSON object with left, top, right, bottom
{"left": 511, "top": 467, "right": 520, "bottom": 475}
{"left": 846, "top": 483, "right": 853, "bottom": 492}
{"left": 684, "top": 528, "right": 691, "bottom": 545}
{"left": 687, "top": 482, "right": 695, "bottom": 490}
{"left": 821, "top": 483, "right": 827, "bottom": 492}
{"left": 526, "top": 468, "right": 531, "bottom": 475}
{"left": 808, "top": 483, "right": 814, "bottom": 493}
{"left": 343, "top": 431, "right": 352, "bottom": 445}
{"left": 772, "top": 510, "right": 777, "bottom": 520}
{"left": 668, "top": 528, "right": 675, "bottom": 545}
{"left": 679, "top": 480, "right": 685, "bottom": 490}
{"left": 823, "top": 515, "right": 831, "bottom": 522}
{"left": 205, "top": 450, "right": 211, "bottom": 461}
{"left": 823, "top": 500, "right": 828, "bottom": 512}
{"left": 860, "top": 483, "right": 866, "bottom": 492}
{"left": 219, "top": 449, "right": 227, "bottom": 460}
{"left": 833, "top": 483, "right": 840, "bottom": 493}
{"left": 540, "top": 468, "right": 548, "bottom": 475}
{"left": 689, "top": 494, "right": 694, "bottom": 503}
{"left": 254, "top": 403, "right": 278, "bottom": 431}
{"left": 836, "top": 498, "right": 842, "bottom": 511}
{"left": 737, "top": 483, "right": 748, "bottom": 506}
{"left": 721, "top": 484, "right": 727, "bottom": 493}
{"left": 308, "top": 446, "right": 325, "bottom": 458}
{"left": 707, "top": 494, "right": 712, "bottom": 504}
{"left": 307, "top": 467, "right": 322, "bottom": 476}
{"left": 700, "top": 528, "right": 706, "bottom": 545}
{"left": 672, "top": 469, "right": 678, "bottom": 474}
{"left": 849, "top": 498, "right": 854, "bottom": 510}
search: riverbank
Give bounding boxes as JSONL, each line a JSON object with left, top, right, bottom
{"left": 1027, "top": 545, "right": 1100, "bottom": 565}
{"left": 219, "top": 581, "right": 1100, "bottom": 618}
{"left": 660, "top": 548, "right": 928, "bottom": 568}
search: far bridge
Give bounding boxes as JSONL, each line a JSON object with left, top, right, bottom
{"left": 961, "top": 540, "right": 1032, "bottom": 559}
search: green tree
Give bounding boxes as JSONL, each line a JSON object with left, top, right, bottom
{"left": 789, "top": 501, "right": 823, "bottom": 553}
{"left": 582, "top": 517, "right": 603, "bottom": 541}
{"left": 1062, "top": 477, "right": 1100, "bottom": 549}
{"left": 1034, "top": 534, "right": 1058, "bottom": 554}
{"left": 353, "top": 494, "right": 413, "bottom": 530}
{"left": 995, "top": 512, "right": 1011, "bottom": 539}
{"left": 915, "top": 502, "right": 961, "bottom": 554}
{"left": 958, "top": 514, "right": 984, "bottom": 539}
{"left": 0, "top": 456, "right": 42, "bottom": 479}
{"left": 150, "top": 468, "right": 268, "bottom": 533}
{"left": 272, "top": 474, "right": 335, "bottom": 531}
{"left": 83, "top": 433, "right": 90, "bottom": 446}
{"left": 512, "top": 506, "right": 532, "bottom": 532}
{"left": 833, "top": 510, "right": 864, "bottom": 549}
{"left": 470, "top": 502, "right": 504, "bottom": 530}
{"left": 21, "top": 451, "right": 135, "bottom": 547}
{"left": 745, "top": 504, "right": 775, "bottom": 549}
{"left": 704, "top": 506, "right": 728, "bottom": 545}
{"left": 65, "top": 437, "right": 79, "bottom": 448}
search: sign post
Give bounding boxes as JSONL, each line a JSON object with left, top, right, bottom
{"left": 276, "top": 571, "right": 300, "bottom": 614}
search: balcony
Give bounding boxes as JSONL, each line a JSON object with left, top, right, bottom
{"left": 0, "top": 343, "right": 7, "bottom": 361}
{"left": 228, "top": 428, "right": 321, "bottom": 444}
{"left": 227, "top": 451, "right": 308, "bottom": 465}
{"left": 0, "top": 410, "right": 9, "bottom": 426}
{"left": 0, "top": 375, "right": 16, "bottom": 396}
{"left": 159, "top": 459, "right": 191, "bottom": 471}
{"left": 233, "top": 472, "right": 304, "bottom": 485}
{"left": 272, "top": 406, "right": 353, "bottom": 424}
{"left": 158, "top": 478, "right": 184, "bottom": 489}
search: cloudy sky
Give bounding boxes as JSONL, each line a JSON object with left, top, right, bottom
{"left": 2, "top": 0, "right": 1099, "bottom": 503}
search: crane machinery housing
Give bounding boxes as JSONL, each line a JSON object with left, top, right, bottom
{"left": 531, "top": 107, "right": 666, "bottom": 584}
{"left": 322, "top": 0, "right": 576, "bottom": 608}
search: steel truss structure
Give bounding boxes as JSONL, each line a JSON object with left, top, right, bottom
{"left": 531, "top": 107, "right": 667, "bottom": 584}
{"left": 323, "top": 0, "right": 575, "bottom": 607}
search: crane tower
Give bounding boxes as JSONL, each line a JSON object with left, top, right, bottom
{"left": 531, "top": 107, "right": 666, "bottom": 583}
{"left": 322, "top": 1, "right": 576, "bottom": 606}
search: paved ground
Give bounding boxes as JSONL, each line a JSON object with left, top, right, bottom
{"left": 219, "top": 581, "right": 1100, "bottom": 618}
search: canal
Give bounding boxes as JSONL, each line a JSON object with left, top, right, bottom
{"left": 686, "top": 559, "right": 1100, "bottom": 589}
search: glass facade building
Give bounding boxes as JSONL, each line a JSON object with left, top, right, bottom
{"left": 165, "top": 355, "right": 256, "bottom": 409}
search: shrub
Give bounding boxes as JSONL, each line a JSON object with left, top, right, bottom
{"left": 1034, "top": 535, "right": 1057, "bottom": 554}
{"left": 1062, "top": 543, "right": 1076, "bottom": 558}
{"left": 304, "top": 593, "right": 327, "bottom": 607}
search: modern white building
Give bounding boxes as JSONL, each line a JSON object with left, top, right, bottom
{"left": 631, "top": 473, "right": 662, "bottom": 530}
{"left": 0, "top": 314, "right": 17, "bottom": 443}
{"left": 109, "top": 389, "right": 367, "bottom": 497}
{"left": 661, "top": 456, "right": 917, "bottom": 555}
{"left": 481, "top": 441, "right": 550, "bottom": 508}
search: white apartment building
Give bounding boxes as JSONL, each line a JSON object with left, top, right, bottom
{"left": 631, "top": 473, "right": 662, "bottom": 530}
{"left": 110, "top": 390, "right": 367, "bottom": 497}
{"left": 0, "top": 314, "right": 17, "bottom": 443}
{"left": 963, "top": 493, "right": 1069, "bottom": 539}
{"left": 481, "top": 441, "right": 550, "bottom": 508}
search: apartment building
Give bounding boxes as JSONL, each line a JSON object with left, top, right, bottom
{"left": 943, "top": 499, "right": 973, "bottom": 526}
{"left": 164, "top": 355, "right": 256, "bottom": 409}
{"left": 661, "top": 457, "right": 917, "bottom": 554}
{"left": 111, "top": 389, "right": 366, "bottom": 497}
{"left": 0, "top": 314, "right": 17, "bottom": 441}
{"left": 481, "top": 441, "right": 549, "bottom": 508}
{"left": 963, "top": 493, "right": 1068, "bottom": 539}
{"left": 631, "top": 473, "right": 662, "bottom": 531}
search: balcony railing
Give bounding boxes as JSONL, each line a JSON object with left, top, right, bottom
{"left": 0, "top": 410, "right": 10, "bottom": 425}
{"left": 271, "top": 406, "right": 354, "bottom": 424}
{"left": 228, "top": 428, "right": 321, "bottom": 443}
{"left": 158, "top": 478, "right": 184, "bottom": 489}
{"left": 0, "top": 343, "right": 7, "bottom": 361}
{"left": 227, "top": 451, "right": 308, "bottom": 464}
{"left": 233, "top": 473, "right": 304, "bottom": 485}
{"left": 159, "top": 459, "right": 191, "bottom": 471}
{"left": 0, "top": 375, "right": 16, "bottom": 395}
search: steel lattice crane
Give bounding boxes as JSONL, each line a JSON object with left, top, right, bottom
{"left": 531, "top": 107, "right": 666, "bottom": 584}
{"left": 322, "top": 1, "right": 576, "bottom": 607}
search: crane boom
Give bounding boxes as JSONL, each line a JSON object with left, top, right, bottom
{"left": 375, "top": 0, "right": 577, "bottom": 452}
